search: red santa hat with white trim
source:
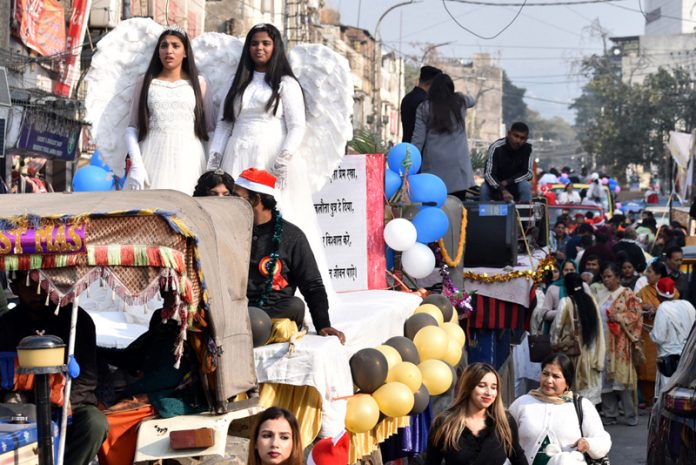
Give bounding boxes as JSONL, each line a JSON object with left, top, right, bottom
{"left": 307, "top": 430, "right": 349, "bottom": 465}
{"left": 236, "top": 168, "right": 276, "bottom": 196}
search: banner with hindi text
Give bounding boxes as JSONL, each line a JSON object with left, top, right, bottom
{"left": 312, "top": 154, "right": 386, "bottom": 292}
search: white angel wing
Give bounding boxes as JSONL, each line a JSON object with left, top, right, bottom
{"left": 289, "top": 44, "right": 354, "bottom": 193}
{"left": 85, "top": 18, "right": 164, "bottom": 177}
{"left": 192, "top": 33, "right": 244, "bottom": 122}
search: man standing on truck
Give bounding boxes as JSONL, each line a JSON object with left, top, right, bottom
{"left": 480, "top": 122, "right": 533, "bottom": 203}
{"left": 233, "top": 168, "right": 346, "bottom": 344}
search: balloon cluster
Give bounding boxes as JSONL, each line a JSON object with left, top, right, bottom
{"left": 345, "top": 294, "right": 466, "bottom": 434}
{"left": 383, "top": 143, "right": 450, "bottom": 279}
{"left": 72, "top": 150, "right": 123, "bottom": 192}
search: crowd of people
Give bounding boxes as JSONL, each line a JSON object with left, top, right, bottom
{"left": 541, "top": 209, "right": 696, "bottom": 422}
{"left": 3, "top": 24, "right": 696, "bottom": 465}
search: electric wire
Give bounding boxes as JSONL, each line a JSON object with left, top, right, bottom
{"left": 442, "top": 0, "right": 528, "bottom": 39}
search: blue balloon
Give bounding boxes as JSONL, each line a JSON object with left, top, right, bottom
{"left": 387, "top": 143, "right": 422, "bottom": 175}
{"left": 72, "top": 165, "right": 115, "bottom": 192}
{"left": 385, "top": 169, "right": 402, "bottom": 199}
{"left": 90, "top": 150, "right": 110, "bottom": 171}
{"left": 412, "top": 207, "right": 449, "bottom": 243}
{"left": 408, "top": 173, "right": 447, "bottom": 208}
{"left": 386, "top": 246, "right": 395, "bottom": 271}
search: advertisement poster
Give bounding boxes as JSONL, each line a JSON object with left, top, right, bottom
{"left": 14, "top": 0, "right": 66, "bottom": 57}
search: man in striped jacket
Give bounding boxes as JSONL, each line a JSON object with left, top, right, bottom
{"left": 480, "top": 122, "right": 533, "bottom": 203}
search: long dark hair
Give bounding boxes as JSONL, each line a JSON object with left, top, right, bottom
{"left": 138, "top": 29, "right": 208, "bottom": 142}
{"left": 222, "top": 23, "right": 298, "bottom": 123}
{"left": 247, "top": 407, "right": 303, "bottom": 465}
{"left": 564, "top": 272, "right": 598, "bottom": 346}
{"left": 426, "top": 73, "right": 466, "bottom": 133}
{"left": 431, "top": 363, "right": 513, "bottom": 456}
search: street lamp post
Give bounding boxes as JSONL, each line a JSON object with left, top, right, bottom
{"left": 371, "top": 1, "right": 419, "bottom": 137}
{"left": 420, "top": 41, "right": 454, "bottom": 65}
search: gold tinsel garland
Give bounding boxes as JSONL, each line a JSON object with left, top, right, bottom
{"left": 437, "top": 207, "right": 468, "bottom": 268}
{"left": 462, "top": 255, "right": 556, "bottom": 284}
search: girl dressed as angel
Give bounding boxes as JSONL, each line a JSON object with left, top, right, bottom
{"left": 208, "top": 23, "right": 341, "bottom": 303}
{"left": 207, "top": 23, "right": 304, "bottom": 185}
{"left": 124, "top": 26, "right": 214, "bottom": 193}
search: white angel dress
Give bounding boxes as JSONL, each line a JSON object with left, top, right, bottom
{"left": 127, "top": 76, "right": 214, "bottom": 194}
{"left": 208, "top": 72, "right": 337, "bottom": 302}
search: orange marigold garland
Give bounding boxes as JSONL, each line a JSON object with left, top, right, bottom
{"left": 437, "top": 207, "right": 467, "bottom": 268}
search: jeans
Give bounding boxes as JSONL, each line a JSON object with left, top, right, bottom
{"left": 480, "top": 180, "right": 531, "bottom": 203}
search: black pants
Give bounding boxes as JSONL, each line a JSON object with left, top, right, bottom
{"left": 65, "top": 404, "right": 109, "bottom": 465}
{"left": 259, "top": 295, "right": 306, "bottom": 329}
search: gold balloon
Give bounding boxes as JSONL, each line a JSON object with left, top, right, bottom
{"left": 442, "top": 322, "right": 466, "bottom": 347}
{"left": 414, "top": 304, "right": 444, "bottom": 326}
{"left": 372, "top": 382, "right": 415, "bottom": 418}
{"left": 413, "top": 325, "right": 448, "bottom": 361}
{"left": 419, "top": 359, "right": 453, "bottom": 395}
{"left": 442, "top": 339, "right": 463, "bottom": 366}
{"left": 345, "top": 394, "right": 380, "bottom": 433}
{"left": 390, "top": 361, "right": 423, "bottom": 393}
{"left": 376, "top": 344, "right": 402, "bottom": 382}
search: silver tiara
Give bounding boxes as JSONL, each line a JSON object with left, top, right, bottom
{"left": 164, "top": 24, "right": 186, "bottom": 35}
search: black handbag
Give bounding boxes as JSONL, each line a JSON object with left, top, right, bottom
{"left": 656, "top": 354, "right": 681, "bottom": 377}
{"left": 572, "top": 395, "right": 611, "bottom": 465}
{"left": 528, "top": 334, "right": 553, "bottom": 363}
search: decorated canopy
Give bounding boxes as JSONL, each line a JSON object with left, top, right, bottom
{"left": 0, "top": 190, "right": 256, "bottom": 410}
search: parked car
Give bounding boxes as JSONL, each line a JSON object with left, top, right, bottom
{"left": 646, "top": 322, "right": 696, "bottom": 465}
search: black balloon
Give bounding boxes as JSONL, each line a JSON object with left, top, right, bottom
{"left": 384, "top": 336, "right": 420, "bottom": 365}
{"left": 404, "top": 313, "right": 438, "bottom": 340}
{"left": 422, "top": 294, "right": 454, "bottom": 322}
{"left": 349, "top": 348, "right": 389, "bottom": 393}
{"left": 410, "top": 384, "right": 430, "bottom": 415}
{"left": 248, "top": 306, "right": 272, "bottom": 347}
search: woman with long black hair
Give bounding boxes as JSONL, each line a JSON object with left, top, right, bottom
{"left": 207, "top": 23, "right": 304, "bottom": 184}
{"left": 124, "top": 26, "right": 214, "bottom": 193}
{"left": 411, "top": 73, "right": 476, "bottom": 200}
{"left": 551, "top": 272, "right": 605, "bottom": 404}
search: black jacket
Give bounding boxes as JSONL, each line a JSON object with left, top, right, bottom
{"left": 0, "top": 305, "right": 98, "bottom": 406}
{"left": 483, "top": 137, "right": 533, "bottom": 190}
{"left": 401, "top": 87, "right": 427, "bottom": 143}
{"left": 247, "top": 217, "right": 331, "bottom": 331}
{"left": 426, "top": 414, "right": 528, "bottom": 465}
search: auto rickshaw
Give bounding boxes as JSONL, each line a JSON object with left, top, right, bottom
{"left": 0, "top": 190, "right": 261, "bottom": 464}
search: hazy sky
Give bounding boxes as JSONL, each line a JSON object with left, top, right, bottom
{"left": 326, "top": 0, "right": 650, "bottom": 122}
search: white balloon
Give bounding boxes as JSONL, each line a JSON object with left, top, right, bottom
{"left": 402, "top": 243, "right": 436, "bottom": 279}
{"left": 384, "top": 218, "right": 417, "bottom": 251}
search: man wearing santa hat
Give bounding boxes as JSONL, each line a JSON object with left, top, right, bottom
{"left": 650, "top": 277, "right": 695, "bottom": 396}
{"left": 234, "top": 168, "right": 346, "bottom": 344}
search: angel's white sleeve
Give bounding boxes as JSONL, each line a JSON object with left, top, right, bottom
{"left": 278, "top": 77, "right": 306, "bottom": 156}
{"left": 207, "top": 101, "right": 233, "bottom": 167}
{"left": 199, "top": 76, "right": 216, "bottom": 134}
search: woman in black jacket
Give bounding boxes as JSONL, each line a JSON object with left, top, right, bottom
{"left": 426, "top": 363, "right": 527, "bottom": 465}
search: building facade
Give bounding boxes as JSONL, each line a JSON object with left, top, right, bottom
{"left": 644, "top": 0, "right": 696, "bottom": 35}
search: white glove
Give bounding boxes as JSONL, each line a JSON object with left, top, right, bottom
{"left": 206, "top": 151, "right": 224, "bottom": 171}
{"left": 270, "top": 150, "right": 293, "bottom": 189}
{"left": 124, "top": 127, "right": 149, "bottom": 190}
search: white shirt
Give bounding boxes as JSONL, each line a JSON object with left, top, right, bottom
{"left": 651, "top": 300, "right": 696, "bottom": 357}
{"left": 509, "top": 395, "right": 612, "bottom": 465}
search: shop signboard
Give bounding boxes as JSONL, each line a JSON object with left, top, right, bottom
{"left": 15, "top": 110, "right": 81, "bottom": 161}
